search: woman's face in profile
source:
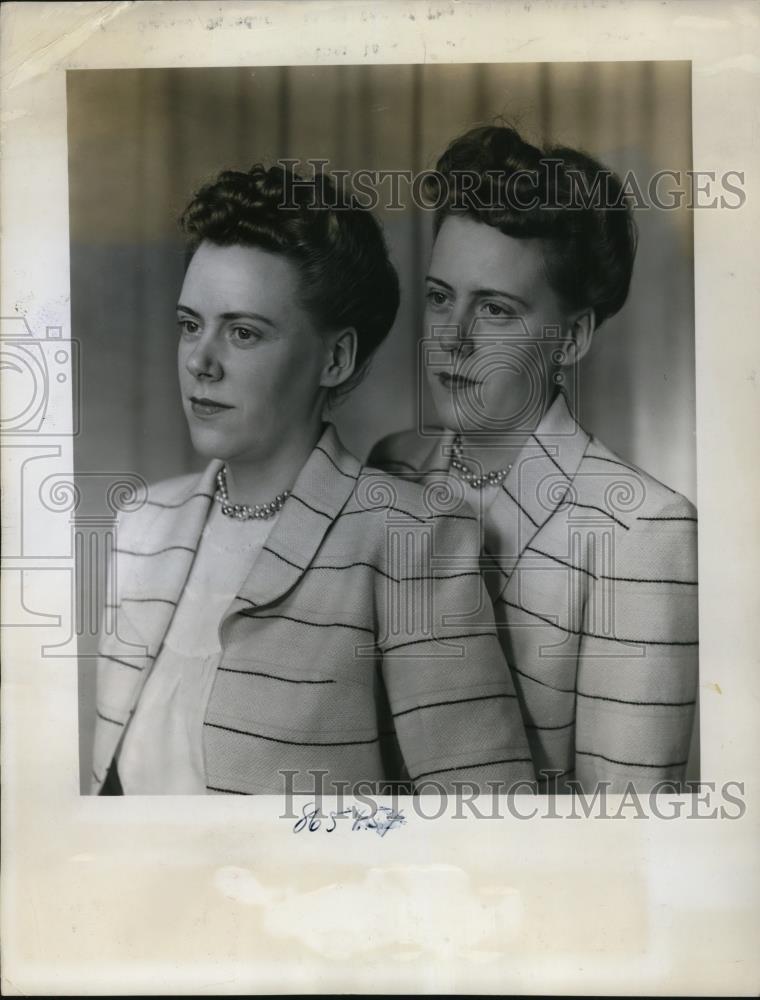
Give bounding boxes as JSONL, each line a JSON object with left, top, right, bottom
{"left": 176, "top": 241, "right": 330, "bottom": 464}
{"left": 424, "top": 214, "right": 572, "bottom": 436}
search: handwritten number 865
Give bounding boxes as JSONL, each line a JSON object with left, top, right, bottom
{"left": 293, "top": 803, "right": 338, "bottom": 833}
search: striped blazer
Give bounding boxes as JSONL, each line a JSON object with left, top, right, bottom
{"left": 90, "top": 423, "right": 534, "bottom": 795}
{"left": 369, "top": 392, "right": 699, "bottom": 793}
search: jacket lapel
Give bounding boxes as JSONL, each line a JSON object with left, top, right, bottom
{"left": 225, "top": 423, "right": 361, "bottom": 614}
{"left": 408, "top": 401, "right": 589, "bottom": 594}
{"left": 484, "top": 391, "right": 590, "bottom": 587}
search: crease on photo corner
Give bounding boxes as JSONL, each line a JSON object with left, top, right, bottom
{"left": 212, "top": 864, "right": 523, "bottom": 959}
{"left": 2, "top": 1, "right": 133, "bottom": 93}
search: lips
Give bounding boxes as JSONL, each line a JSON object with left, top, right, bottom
{"left": 189, "top": 396, "right": 234, "bottom": 416}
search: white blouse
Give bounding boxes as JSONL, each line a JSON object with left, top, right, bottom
{"left": 117, "top": 501, "right": 278, "bottom": 794}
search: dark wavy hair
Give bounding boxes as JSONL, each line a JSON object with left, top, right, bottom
{"left": 431, "top": 125, "right": 638, "bottom": 328}
{"left": 179, "top": 163, "right": 400, "bottom": 401}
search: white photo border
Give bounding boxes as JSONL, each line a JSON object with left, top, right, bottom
{"left": 1, "top": 1, "right": 759, "bottom": 995}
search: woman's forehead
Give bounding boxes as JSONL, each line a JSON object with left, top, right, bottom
{"left": 180, "top": 241, "right": 302, "bottom": 309}
{"left": 430, "top": 215, "right": 546, "bottom": 295}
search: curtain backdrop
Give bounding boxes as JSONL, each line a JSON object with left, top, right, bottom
{"left": 69, "top": 62, "right": 697, "bottom": 786}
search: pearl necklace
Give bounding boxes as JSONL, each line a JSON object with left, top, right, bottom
{"left": 450, "top": 434, "right": 513, "bottom": 489}
{"left": 214, "top": 465, "right": 290, "bottom": 520}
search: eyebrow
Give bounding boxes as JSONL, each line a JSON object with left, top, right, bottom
{"left": 176, "top": 304, "right": 277, "bottom": 327}
{"left": 425, "top": 275, "right": 530, "bottom": 310}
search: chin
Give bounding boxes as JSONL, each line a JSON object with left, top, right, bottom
{"left": 428, "top": 385, "right": 481, "bottom": 435}
{"left": 427, "top": 388, "right": 454, "bottom": 429}
{"left": 186, "top": 427, "right": 233, "bottom": 461}
{"left": 188, "top": 440, "right": 221, "bottom": 462}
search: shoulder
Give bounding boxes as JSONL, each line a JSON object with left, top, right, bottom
{"left": 364, "top": 428, "right": 475, "bottom": 525}
{"left": 367, "top": 428, "right": 435, "bottom": 476}
{"left": 576, "top": 436, "right": 697, "bottom": 581}
{"left": 581, "top": 435, "right": 697, "bottom": 523}
{"left": 347, "top": 463, "right": 474, "bottom": 522}
{"left": 338, "top": 463, "right": 479, "bottom": 569}
{"left": 569, "top": 437, "right": 698, "bottom": 582}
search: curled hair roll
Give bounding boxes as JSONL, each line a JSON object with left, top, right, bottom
{"left": 432, "top": 125, "right": 638, "bottom": 327}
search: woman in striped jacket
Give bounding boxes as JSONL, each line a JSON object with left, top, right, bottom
{"left": 370, "top": 126, "right": 699, "bottom": 794}
{"left": 91, "top": 162, "right": 533, "bottom": 796}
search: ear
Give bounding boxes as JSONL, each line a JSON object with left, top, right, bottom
{"left": 560, "top": 307, "right": 596, "bottom": 366}
{"left": 320, "top": 328, "right": 358, "bottom": 389}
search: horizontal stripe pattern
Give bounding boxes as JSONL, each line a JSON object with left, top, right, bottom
{"left": 217, "top": 666, "right": 335, "bottom": 685}
{"left": 392, "top": 691, "right": 516, "bottom": 719}
{"left": 413, "top": 755, "right": 533, "bottom": 783}
{"left": 507, "top": 438, "right": 697, "bottom": 790}
{"left": 368, "top": 403, "right": 699, "bottom": 794}
{"left": 92, "top": 424, "right": 535, "bottom": 795}
{"left": 499, "top": 593, "right": 697, "bottom": 646}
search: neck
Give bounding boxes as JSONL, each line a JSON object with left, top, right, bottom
{"left": 456, "top": 407, "right": 552, "bottom": 474}
{"left": 458, "top": 427, "right": 532, "bottom": 468}
{"left": 222, "top": 420, "right": 325, "bottom": 506}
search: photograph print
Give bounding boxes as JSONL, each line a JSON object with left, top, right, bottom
{"left": 67, "top": 61, "right": 700, "bottom": 799}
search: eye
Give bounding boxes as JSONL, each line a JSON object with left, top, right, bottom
{"left": 177, "top": 318, "right": 200, "bottom": 336}
{"left": 229, "top": 325, "right": 261, "bottom": 345}
{"left": 425, "top": 288, "right": 450, "bottom": 308}
{"left": 479, "top": 301, "right": 515, "bottom": 319}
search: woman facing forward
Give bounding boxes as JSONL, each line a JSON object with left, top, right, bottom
{"left": 371, "top": 125, "right": 699, "bottom": 793}
{"left": 91, "top": 163, "right": 533, "bottom": 796}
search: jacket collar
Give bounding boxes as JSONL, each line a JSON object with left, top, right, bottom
{"left": 227, "top": 422, "right": 360, "bottom": 612}
{"left": 508, "top": 388, "right": 590, "bottom": 525}
{"left": 415, "top": 391, "right": 590, "bottom": 581}
{"left": 484, "top": 390, "right": 590, "bottom": 583}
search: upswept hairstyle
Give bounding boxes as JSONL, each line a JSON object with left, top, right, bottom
{"left": 179, "top": 163, "right": 400, "bottom": 400}
{"left": 431, "top": 125, "right": 638, "bottom": 327}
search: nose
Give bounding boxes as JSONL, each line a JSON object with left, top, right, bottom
{"left": 185, "top": 329, "right": 223, "bottom": 381}
{"left": 435, "top": 303, "right": 475, "bottom": 358}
